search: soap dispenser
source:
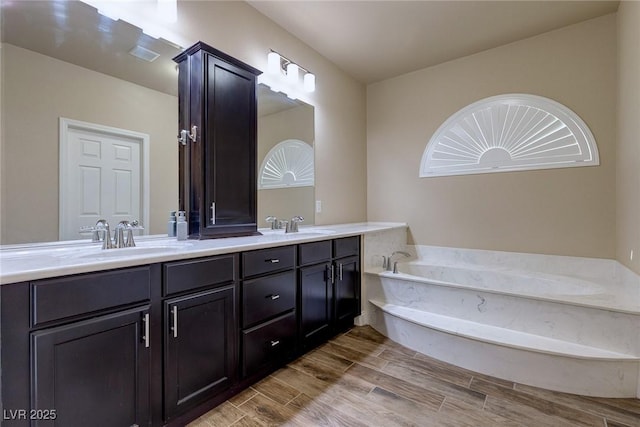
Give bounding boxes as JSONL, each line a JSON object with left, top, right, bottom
{"left": 176, "top": 211, "right": 188, "bottom": 241}
{"left": 168, "top": 211, "right": 177, "bottom": 237}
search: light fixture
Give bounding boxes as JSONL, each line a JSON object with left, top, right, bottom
{"left": 267, "top": 52, "right": 281, "bottom": 74}
{"left": 264, "top": 50, "right": 316, "bottom": 97}
{"left": 303, "top": 73, "right": 316, "bottom": 92}
{"left": 157, "top": 0, "right": 177, "bottom": 23}
{"left": 286, "top": 63, "right": 299, "bottom": 85}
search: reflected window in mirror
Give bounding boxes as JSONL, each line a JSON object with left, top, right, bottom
{"left": 257, "top": 84, "right": 315, "bottom": 229}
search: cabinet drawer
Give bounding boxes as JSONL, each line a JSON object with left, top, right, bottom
{"left": 298, "top": 240, "right": 331, "bottom": 266}
{"left": 243, "top": 270, "right": 295, "bottom": 327}
{"left": 32, "top": 267, "right": 151, "bottom": 327}
{"left": 333, "top": 236, "right": 360, "bottom": 259}
{"left": 242, "top": 246, "right": 295, "bottom": 278}
{"left": 163, "top": 254, "right": 237, "bottom": 296}
{"left": 242, "top": 312, "right": 296, "bottom": 378}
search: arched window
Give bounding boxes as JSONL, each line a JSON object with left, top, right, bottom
{"left": 419, "top": 94, "right": 599, "bottom": 178}
{"left": 259, "top": 139, "right": 314, "bottom": 189}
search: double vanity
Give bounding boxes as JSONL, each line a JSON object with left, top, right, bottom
{"left": 0, "top": 222, "right": 407, "bottom": 427}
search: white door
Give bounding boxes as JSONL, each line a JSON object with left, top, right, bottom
{"left": 60, "top": 119, "right": 149, "bottom": 241}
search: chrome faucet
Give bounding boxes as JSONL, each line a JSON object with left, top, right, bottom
{"left": 286, "top": 216, "right": 304, "bottom": 233}
{"left": 114, "top": 221, "right": 129, "bottom": 248}
{"left": 94, "top": 219, "right": 114, "bottom": 249}
{"left": 265, "top": 216, "right": 279, "bottom": 230}
{"left": 80, "top": 219, "right": 143, "bottom": 249}
{"left": 388, "top": 251, "right": 411, "bottom": 273}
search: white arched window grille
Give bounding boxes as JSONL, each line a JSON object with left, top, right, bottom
{"left": 259, "top": 139, "right": 314, "bottom": 189}
{"left": 419, "top": 94, "right": 599, "bottom": 178}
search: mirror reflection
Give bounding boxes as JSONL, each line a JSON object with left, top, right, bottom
{"left": 0, "top": 0, "right": 314, "bottom": 245}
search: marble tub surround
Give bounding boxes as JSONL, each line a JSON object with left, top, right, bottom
{"left": 355, "top": 226, "right": 409, "bottom": 326}
{"left": 412, "top": 245, "right": 640, "bottom": 288}
{"left": 364, "top": 246, "right": 640, "bottom": 398}
{"left": 0, "top": 222, "right": 407, "bottom": 284}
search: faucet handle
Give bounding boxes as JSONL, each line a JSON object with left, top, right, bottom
{"left": 288, "top": 216, "right": 304, "bottom": 233}
{"left": 265, "top": 216, "right": 278, "bottom": 230}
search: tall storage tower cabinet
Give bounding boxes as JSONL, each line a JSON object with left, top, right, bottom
{"left": 174, "top": 42, "right": 262, "bottom": 239}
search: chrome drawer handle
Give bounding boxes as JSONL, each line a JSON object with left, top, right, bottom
{"left": 270, "top": 340, "right": 280, "bottom": 347}
{"left": 171, "top": 306, "right": 178, "bottom": 338}
{"left": 270, "top": 294, "right": 280, "bottom": 300}
{"left": 265, "top": 258, "right": 280, "bottom": 263}
{"left": 143, "top": 313, "right": 150, "bottom": 348}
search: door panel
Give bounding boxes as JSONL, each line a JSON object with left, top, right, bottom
{"left": 62, "top": 123, "right": 144, "bottom": 240}
{"left": 31, "top": 306, "right": 150, "bottom": 427}
{"left": 335, "top": 256, "right": 360, "bottom": 331}
{"left": 164, "top": 285, "right": 237, "bottom": 421}
{"left": 299, "top": 262, "right": 332, "bottom": 350}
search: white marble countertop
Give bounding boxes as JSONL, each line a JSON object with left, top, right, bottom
{"left": 0, "top": 222, "right": 407, "bottom": 285}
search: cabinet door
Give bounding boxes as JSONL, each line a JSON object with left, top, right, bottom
{"left": 31, "top": 306, "right": 150, "bottom": 427}
{"left": 334, "top": 256, "right": 361, "bottom": 332}
{"left": 203, "top": 54, "right": 258, "bottom": 236}
{"left": 164, "top": 285, "right": 237, "bottom": 421}
{"left": 299, "top": 262, "right": 332, "bottom": 350}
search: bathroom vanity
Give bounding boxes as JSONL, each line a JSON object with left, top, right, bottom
{"left": 0, "top": 223, "right": 406, "bottom": 427}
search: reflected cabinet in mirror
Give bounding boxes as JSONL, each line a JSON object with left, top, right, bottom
{"left": 0, "top": 0, "right": 315, "bottom": 245}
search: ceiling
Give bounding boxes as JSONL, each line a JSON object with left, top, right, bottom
{"left": 1, "top": 0, "right": 181, "bottom": 96}
{"left": 1, "top": 1, "right": 619, "bottom": 92}
{"left": 248, "top": 1, "right": 620, "bottom": 84}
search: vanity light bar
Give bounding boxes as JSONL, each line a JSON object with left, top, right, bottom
{"left": 267, "top": 50, "right": 315, "bottom": 93}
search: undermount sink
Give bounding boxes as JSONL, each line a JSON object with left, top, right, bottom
{"left": 259, "top": 228, "right": 336, "bottom": 237}
{"left": 75, "top": 245, "right": 188, "bottom": 259}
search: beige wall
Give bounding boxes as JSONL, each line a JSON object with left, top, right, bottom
{"left": 367, "top": 14, "right": 617, "bottom": 259}
{"left": 617, "top": 1, "right": 640, "bottom": 274}
{"left": 1, "top": 44, "right": 177, "bottom": 244}
{"left": 257, "top": 103, "right": 315, "bottom": 227}
{"left": 175, "top": 1, "right": 367, "bottom": 227}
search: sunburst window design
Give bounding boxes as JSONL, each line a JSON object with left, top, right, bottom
{"left": 419, "top": 94, "right": 599, "bottom": 178}
{"left": 259, "top": 139, "right": 314, "bottom": 189}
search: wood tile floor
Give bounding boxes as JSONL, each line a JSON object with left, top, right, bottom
{"left": 188, "top": 326, "right": 640, "bottom": 427}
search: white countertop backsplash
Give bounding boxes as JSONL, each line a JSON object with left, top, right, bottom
{"left": 0, "top": 222, "right": 407, "bottom": 284}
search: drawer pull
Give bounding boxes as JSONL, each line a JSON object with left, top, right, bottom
{"left": 339, "top": 263, "right": 344, "bottom": 281}
{"left": 270, "top": 340, "right": 280, "bottom": 347}
{"left": 270, "top": 294, "right": 281, "bottom": 300}
{"left": 142, "top": 313, "right": 150, "bottom": 348}
{"left": 171, "top": 306, "right": 178, "bottom": 338}
{"left": 265, "top": 258, "right": 280, "bottom": 264}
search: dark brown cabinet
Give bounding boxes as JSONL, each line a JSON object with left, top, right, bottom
{"left": 31, "top": 306, "right": 151, "bottom": 427}
{"left": 0, "top": 266, "right": 157, "bottom": 427}
{"left": 163, "top": 285, "right": 237, "bottom": 421}
{"left": 162, "top": 254, "right": 238, "bottom": 422}
{"left": 240, "top": 246, "right": 297, "bottom": 378}
{"left": 0, "top": 236, "right": 361, "bottom": 427}
{"left": 334, "top": 255, "right": 360, "bottom": 332}
{"left": 299, "top": 261, "right": 333, "bottom": 350}
{"left": 174, "top": 42, "right": 262, "bottom": 239}
{"left": 298, "top": 237, "right": 361, "bottom": 350}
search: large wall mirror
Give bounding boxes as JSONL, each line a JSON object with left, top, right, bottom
{"left": 0, "top": 0, "right": 315, "bottom": 245}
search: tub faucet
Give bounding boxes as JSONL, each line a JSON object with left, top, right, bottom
{"left": 389, "top": 251, "right": 411, "bottom": 272}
